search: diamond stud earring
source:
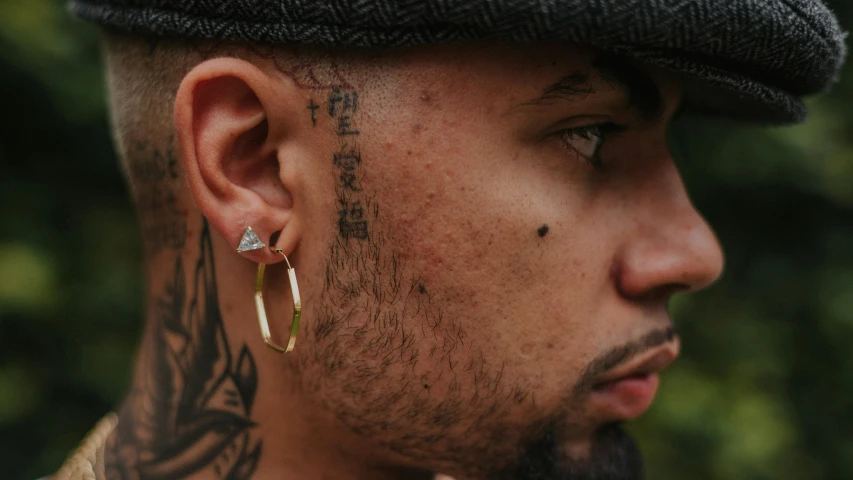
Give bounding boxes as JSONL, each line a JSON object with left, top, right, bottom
{"left": 237, "top": 226, "right": 266, "bottom": 253}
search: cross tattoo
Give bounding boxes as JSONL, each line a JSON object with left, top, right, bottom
{"left": 307, "top": 99, "right": 319, "bottom": 127}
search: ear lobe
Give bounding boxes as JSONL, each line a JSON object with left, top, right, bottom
{"left": 175, "top": 57, "right": 298, "bottom": 263}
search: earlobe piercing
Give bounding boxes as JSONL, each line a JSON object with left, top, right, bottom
{"left": 237, "top": 226, "right": 266, "bottom": 253}
{"left": 236, "top": 226, "right": 301, "bottom": 353}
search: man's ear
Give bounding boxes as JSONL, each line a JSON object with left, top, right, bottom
{"left": 175, "top": 57, "right": 302, "bottom": 263}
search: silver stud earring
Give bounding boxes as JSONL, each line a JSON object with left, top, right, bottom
{"left": 237, "top": 226, "right": 266, "bottom": 253}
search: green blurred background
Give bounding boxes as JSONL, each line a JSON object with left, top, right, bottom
{"left": 1, "top": 1, "right": 852, "bottom": 478}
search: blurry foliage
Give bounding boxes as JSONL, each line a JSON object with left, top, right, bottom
{"left": 0, "top": 0, "right": 851, "bottom": 479}
{"left": 0, "top": 1, "right": 142, "bottom": 477}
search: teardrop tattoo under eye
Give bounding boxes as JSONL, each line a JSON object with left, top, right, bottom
{"left": 558, "top": 122, "right": 627, "bottom": 169}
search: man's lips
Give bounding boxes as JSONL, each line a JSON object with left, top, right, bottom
{"left": 588, "top": 339, "right": 680, "bottom": 421}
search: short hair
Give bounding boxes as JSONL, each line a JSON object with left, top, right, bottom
{"left": 103, "top": 33, "right": 359, "bottom": 180}
{"left": 101, "top": 33, "right": 376, "bottom": 254}
{"left": 102, "top": 34, "right": 358, "bottom": 256}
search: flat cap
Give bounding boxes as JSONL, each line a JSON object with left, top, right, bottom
{"left": 71, "top": 0, "right": 847, "bottom": 124}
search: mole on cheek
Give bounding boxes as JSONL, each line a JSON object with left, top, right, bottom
{"left": 537, "top": 224, "right": 549, "bottom": 238}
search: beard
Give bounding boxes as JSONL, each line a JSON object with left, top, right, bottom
{"left": 496, "top": 422, "right": 644, "bottom": 480}
{"left": 308, "top": 187, "right": 665, "bottom": 480}
{"left": 310, "top": 219, "right": 655, "bottom": 479}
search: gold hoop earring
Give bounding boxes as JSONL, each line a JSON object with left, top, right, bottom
{"left": 255, "top": 248, "right": 301, "bottom": 353}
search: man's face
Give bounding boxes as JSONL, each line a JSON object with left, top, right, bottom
{"left": 293, "top": 42, "right": 724, "bottom": 479}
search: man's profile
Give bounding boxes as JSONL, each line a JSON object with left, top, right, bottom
{"left": 54, "top": 1, "right": 845, "bottom": 479}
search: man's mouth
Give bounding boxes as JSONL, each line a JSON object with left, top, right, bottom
{"left": 588, "top": 339, "right": 680, "bottom": 421}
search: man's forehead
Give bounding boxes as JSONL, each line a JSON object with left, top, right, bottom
{"left": 505, "top": 50, "right": 668, "bottom": 120}
{"left": 389, "top": 42, "right": 598, "bottom": 91}
{"left": 388, "top": 44, "right": 674, "bottom": 122}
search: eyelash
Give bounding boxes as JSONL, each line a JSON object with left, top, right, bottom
{"left": 558, "top": 123, "right": 626, "bottom": 169}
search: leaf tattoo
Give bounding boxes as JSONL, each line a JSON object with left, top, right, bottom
{"left": 107, "top": 220, "right": 262, "bottom": 480}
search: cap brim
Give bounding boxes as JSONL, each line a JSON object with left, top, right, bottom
{"left": 636, "top": 53, "right": 807, "bottom": 125}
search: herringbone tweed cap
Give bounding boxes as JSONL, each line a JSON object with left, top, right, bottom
{"left": 71, "top": 0, "right": 847, "bottom": 124}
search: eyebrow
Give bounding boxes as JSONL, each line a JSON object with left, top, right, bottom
{"left": 521, "top": 54, "right": 665, "bottom": 122}
{"left": 536, "top": 72, "right": 596, "bottom": 103}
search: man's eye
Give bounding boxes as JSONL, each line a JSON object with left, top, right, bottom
{"left": 558, "top": 123, "right": 625, "bottom": 169}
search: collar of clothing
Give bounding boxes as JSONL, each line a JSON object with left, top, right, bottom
{"left": 52, "top": 413, "right": 117, "bottom": 480}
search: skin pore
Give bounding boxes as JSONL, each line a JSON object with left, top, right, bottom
{"left": 100, "top": 36, "right": 723, "bottom": 480}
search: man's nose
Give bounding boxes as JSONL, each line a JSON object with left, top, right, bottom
{"left": 613, "top": 166, "right": 725, "bottom": 301}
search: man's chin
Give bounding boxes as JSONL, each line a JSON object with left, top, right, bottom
{"left": 496, "top": 423, "right": 644, "bottom": 480}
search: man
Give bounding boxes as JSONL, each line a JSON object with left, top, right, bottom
{"left": 56, "top": 0, "right": 845, "bottom": 479}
